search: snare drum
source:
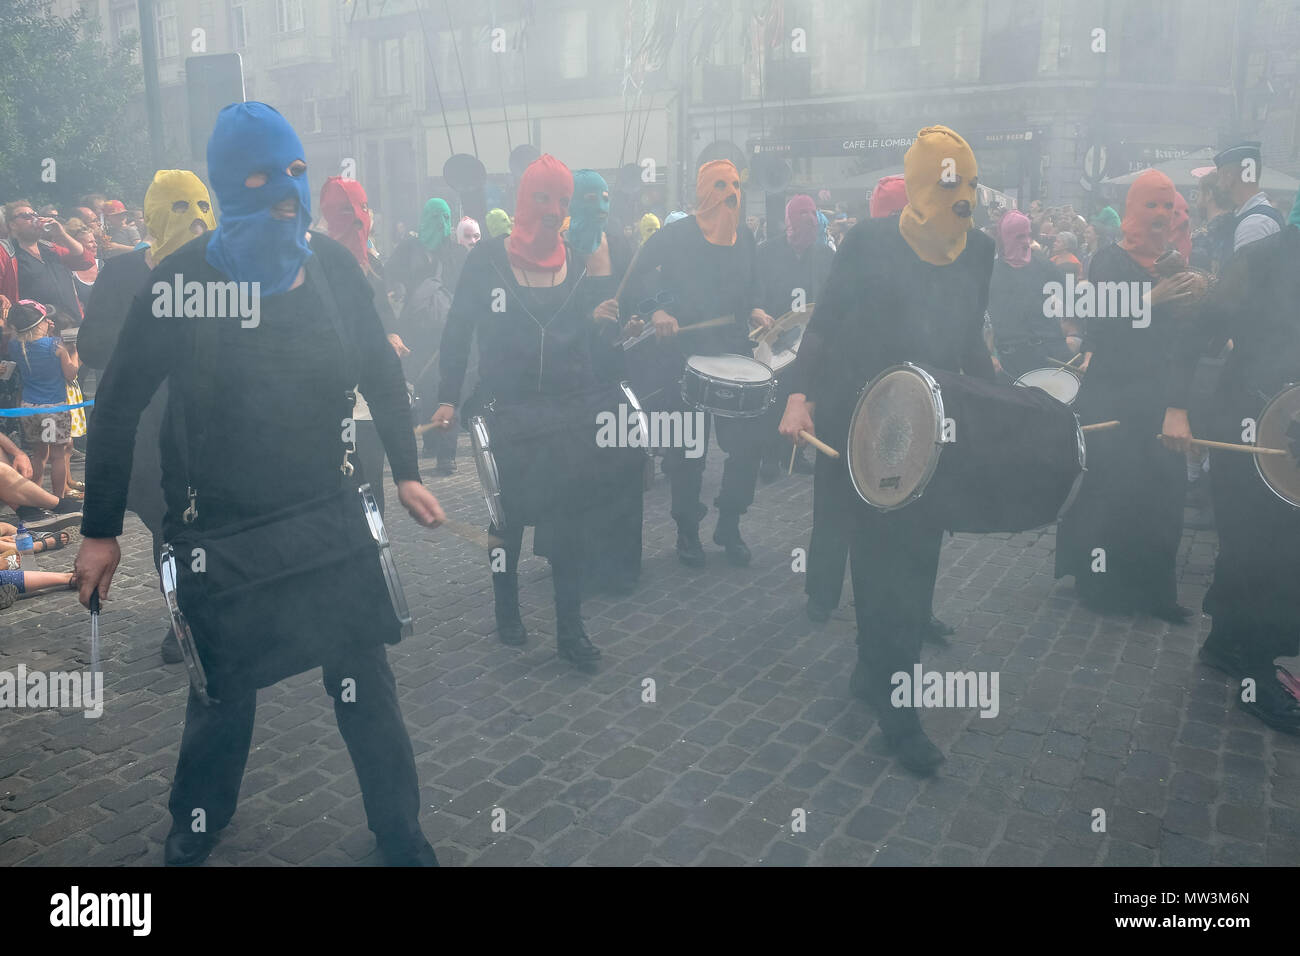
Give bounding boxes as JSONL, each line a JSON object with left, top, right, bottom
{"left": 846, "top": 363, "right": 1086, "bottom": 533}
{"left": 1014, "top": 366, "right": 1080, "bottom": 406}
{"left": 1255, "top": 383, "right": 1300, "bottom": 509}
{"left": 469, "top": 414, "right": 506, "bottom": 528}
{"left": 752, "top": 307, "right": 813, "bottom": 374}
{"left": 680, "top": 354, "right": 775, "bottom": 418}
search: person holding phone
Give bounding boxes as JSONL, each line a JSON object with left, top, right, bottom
{"left": 2, "top": 201, "right": 91, "bottom": 322}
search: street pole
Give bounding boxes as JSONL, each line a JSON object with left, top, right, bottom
{"left": 138, "top": 0, "right": 165, "bottom": 170}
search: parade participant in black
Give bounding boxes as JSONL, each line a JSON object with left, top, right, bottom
{"left": 779, "top": 126, "right": 995, "bottom": 775}
{"left": 1161, "top": 191, "right": 1300, "bottom": 733}
{"left": 1055, "top": 169, "right": 1204, "bottom": 622}
{"left": 430, "top": 154, "right": 602, "bottom": 664}
{"left": 563, "top": 169, "right": 643, "bottom": 595}
{"left": 390, "top": 197, "right": 465, "bottom": 469}
{"left": 74, "top": 103, "right": 445, "bottom": 866}
{"left": 617, "top": 160, "right": 775, "bottom": 567}
{"left": 320, "top": 175, "right": 410, "bottom": 515}
{"left": 985, "top": 210, "right": 1071, "bottom": 380}
{"left": 78, "top": 169, "right": 217, "bottom": 665}
{"left": 755, "top": 194, "right": 833, "bottom": 480}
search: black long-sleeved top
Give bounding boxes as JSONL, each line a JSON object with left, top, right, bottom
{"left": 78, "top": 248, "right": 152, "bottom": 369}
{"left": 387, "top": 235, "right": 466, "bottom": 304}
{"left": 616, "top": 215, "right": 759, "bottom": 356}
{"left": 1171, "top": 224, "right": 1300, "bottom": 415}
{"left": 786, "top": 217, "right": 995, "bottom": 442}
{"left": 81, "top": 232, "right": 419, "bottom": 538}
{"left": 754, "top": 234, "right": 835, "bottom": 321}
{"left": 986, "top": 256, "right": 1069, "bottom": 352}
{"left": 438, "top": 236, "right": 595, "bottom": 406}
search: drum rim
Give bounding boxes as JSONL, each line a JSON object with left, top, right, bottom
{"left": 469, "top": 414, "right": 507, "bottom": 528}
{"left": 1055, "top": 414, "right": 1089, "bottom": 520}
{"left": 754, "top": 307, "right": 813, "bottom": 370}
{"left": 1253, "top": 382, "right": 1300, "bottom": 510}
{"left": 847, "top": 362, "right": 946, "bottom": 512}
{"left": 685, "top": 353, "right": 775, "bottom": 383}
{"left": 360, "top": 483, "right": 413, "bottom": 637}
{"left": 618, "top": 381, "right": 654, "bottom": 457}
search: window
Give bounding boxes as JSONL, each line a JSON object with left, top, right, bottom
{"left": 231, "top": 0, "right": 249, "bottom": 49}
{"left": 276, "top": 0, "right": 304, "bottom": 35}
{"left": 378, "top": 37, "right": 404, "bottom": 95}
{"left": 302, "top": 99, "right": 321, "bottom": 134}
{"left": 155, "top": 0, "right": 179, "bottom": 58}
{"left": 559, "top": 9, "right": 588, "bottom": 79}
{"left": 110, "top": 3, "right": 139, "bottom": 45}
{"left": 873, "top": 0, "right": 919, "bottom": 50}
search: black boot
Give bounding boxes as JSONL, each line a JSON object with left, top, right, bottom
{"left": 806, "top": 597, "right": 832, "bottom": 623}
{"left": 557, "top": 617, "right": 601, "bottom": 665}
{"left": 1238, "top": 670, "right": 1300, "bottom": 735}
{"left": 377, "top": 834, "right": 440, "bottom": 866}
{"left": 922, "top": 614, "right": 953, "bottom": 646}
{"left": 164, "top": 822, "right": 220, "bottom": 866}
{"left": 493, "top": 572, "right": 527, "bottom": 645}
{"left": 712, "top": 511, "right": 751, "bottom": 567}
{"left": 850, "top": 654, "right": 944, "bottom": 776}
{"left": 676, "top": 523, "right": 706, "bottom": 568}
{"left": 1198, "top": 631, "right": 1245, "bottom": 677}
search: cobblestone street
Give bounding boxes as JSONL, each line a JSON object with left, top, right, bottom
{"left": 3, "top": 436, "right": 1299, "bottom": 867}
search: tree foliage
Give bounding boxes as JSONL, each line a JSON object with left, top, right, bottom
{"left": 0, "top": 0, "right": 151, "bottom": 206}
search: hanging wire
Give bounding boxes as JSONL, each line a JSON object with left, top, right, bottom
{"left": 415, "top": 0, "right": 456, "bottom": 155}
{"left": 519, "top": 0, "right": 533, "bottom": 144}
{"left": 490, "top": 0, "right": 513, "bottom": 154}
{"left": 442, "top": 0, "right": 478, "bottom": 158}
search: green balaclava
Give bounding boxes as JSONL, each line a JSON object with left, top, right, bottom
{"left": 419, "top": 198, "right": 452, "bottom": 252}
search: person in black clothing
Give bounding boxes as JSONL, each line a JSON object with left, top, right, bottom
{"left": 558, "top": 169, "right": 643, "bottom": 595}
{"left": 78, "top": 169, "right": 218, "bottom": 666}
{"left": 430, "top": 154, "right": 602, "bottom": 665}
{"left": 3, "top": 200, "right": 92, "bottom": 323}
{"left": 985, "top": 210, "right": 1072, "bottom": 381}
{"left": 74, "top": 103, "right": 445, "bottom": 867}
{"left": 755, "top": 194, "right": 833, "bottom": 480}
{"left": 617, "top": 160, "right": 776, "bottom": 568}
{"left": 1055, "top": 169, "right": 1204, "bottom": 622}
{"left": 780, "top": 126, "right": 995, "bottom": 775}
{"left": 319, "top": 174, "right": 410, "bottom": 514}
{"left": 389, "top": 197, "right": 466, "bottom": 468}
{"left": 1162, "top": 196, "right": 1300, "bottom": 733}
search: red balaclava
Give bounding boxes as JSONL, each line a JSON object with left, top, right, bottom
{"left": 1170, "top": 191, "right": 1192, "bottom": 261}
{"left": 695, "top": 160, "right": 742, "bottom": 246}
{"left": 870, "top": 175, "right": 908, "bottom": 218}
{"left": 507, "top": 154, "right": 573, "bottom": 271}
{"left": 997, "top": 210, "right": 1033, "bottom": 268}
{"left": 319, "top": 176, "right": 370, "bottom": 269}
{"left": 785, "top": 194, "right": 818, "bottom": 252}
{"left": 1120, "top": 168, "right": 1177, "bottom": 272}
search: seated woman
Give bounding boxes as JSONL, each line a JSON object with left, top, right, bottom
{"left": 0, "top": 566, "right": 75, "bottom": 609}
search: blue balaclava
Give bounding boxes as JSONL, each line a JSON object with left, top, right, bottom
{"left": 204, "top": 102, "right": 313, "bottom": 296}
{"left": 567, "top": 169, "right": 609, "bottom": 256}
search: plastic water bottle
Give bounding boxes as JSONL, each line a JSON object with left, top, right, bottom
{"left": 14, "top": 523, "right": 34, "bottom": 570}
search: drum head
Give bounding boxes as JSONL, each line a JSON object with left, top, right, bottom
{"left": 686, "top": 354, "right": 773, "bottom": 383}
{"left": 847, "top": 364, "right": 944, "bottom": 510}
{"left": 753, "top": 307, "right": 813, "bottom": 372}
{"left": 1255, "top": 383, "right": 1300, "bottom": 508}
{"left": 1014, "top": 367, "right": 1080, "bottom": 405}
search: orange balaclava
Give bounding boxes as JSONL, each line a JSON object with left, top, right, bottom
{"left": 898, "top": 126, "right": 979, "bottom": 266}
{"left": 1120, "top": 169, "right": 1177, "bottom": 272}
{"left": 695, "top": 160, "right": 742, "bottom": 246}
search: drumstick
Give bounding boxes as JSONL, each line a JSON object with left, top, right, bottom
{"left": 1156, "top": 435, "right": 1288, "bottom": 455}
{"left": 1081, "top": 420, "right": 1121, "bottom": 432}
{"left": 788, "top": 443, "right": 797, "bottom": 476}
{"left": 677, "top": 314, "right": 736, "bottom": 332}
{"left": 799, "top": 430, "right": 840, "bottom": 458}
{"left": 436, "top": 518, "right": 501, "bottom": 550}
{"left": 414, "top": 420, "right": 451, "bottom": 436}
{"left": 1066, "top": 352, "right": 1084, "bottom": 367}
{"left": 1047, "top": 357, "right": 1081, "bottom": 370}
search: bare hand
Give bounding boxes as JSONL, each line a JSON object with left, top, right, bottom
{"left": 991, "top": 356, "right": 1004, "bottom": 377}
{"left": 779, "top": 394, "right": 815, "bottom": 445}
{"left": 12, "top": 450, "right": 32, "bottom": 480}
{"left": 74, "top": 537, "right": 121, "bottom": 607}
{"left": 621, "top": 317, "right": 646, "bottom": 340}
{"left": 652, "top": 309, "right": 679, "bottom": 339}
{"left": 1151, "top": 273, "right": 1200, "bottom": 306}
{"left": 387, "top": 333, "right": 410, "bottom": 358}
{"left": 593, "top": 298, "right": 619, "bottom": 323}
{"left": 1160, "top": 407, "right": 1194, "bottom": 455}
{"left": 397, "top": 480, "right": 445, "bottom": 527}
{"left": 430, "top": 404, "right": 456, "bottom": 430}
{"left": 750, "top": 309, "right": 775, "bottom": 331}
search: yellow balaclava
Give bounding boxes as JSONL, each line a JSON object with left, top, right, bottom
{"left": 144, "top": 169, "right": 216, "bottom": 264}
{"left": 898, "top": 126, "right": 978, "bottom": 266}
{"left": 638, "top": 212, "right": 661, "bottom": 243}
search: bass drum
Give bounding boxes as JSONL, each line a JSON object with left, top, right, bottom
{"left": 1255, "top": 382, "right": 1300, "bottom": 508}
{"left": 846, "top": 363, "right": 1085, "bottom": 533}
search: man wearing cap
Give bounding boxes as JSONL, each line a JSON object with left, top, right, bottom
{"left": 779, "top": 126, "right": 995, "bottom": 776}
{"left": 1214, "top": 142, "right": 1284, "bottom": 257}
{"left": 96, "top": 200, "right": 140, "bottom": 259}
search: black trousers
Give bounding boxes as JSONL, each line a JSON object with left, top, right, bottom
{"left": 168, "top": 639, "right": 423, "bottom": 844}
{"left": 828, "top": 460, "right": 943, "bottom": 671}
{"left": 806, "top": 451, "right": 851, "bottom": 609}
{"left": 661, "top": 405, "right": 765, "bottom": 525}
{"left": 495, "top": 515, "right": 584, "bottom": 623}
